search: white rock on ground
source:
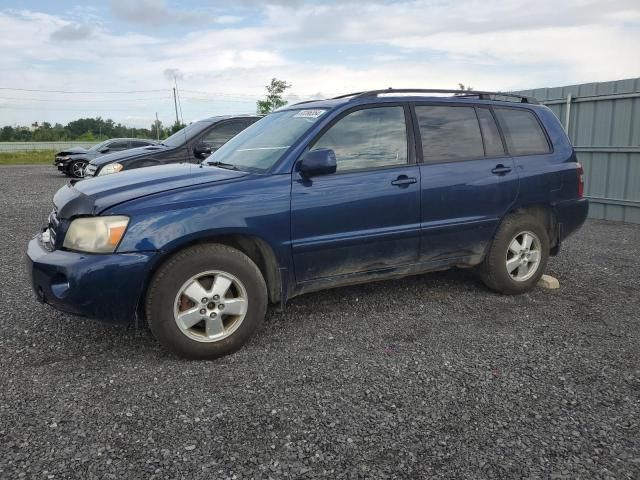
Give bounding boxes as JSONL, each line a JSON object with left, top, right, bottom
{"left": 538, "top": 274, "right": 560, "bottom": 289}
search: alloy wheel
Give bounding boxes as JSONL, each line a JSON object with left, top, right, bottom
{"left": 173, "top": 270, "right": 248, "bottom": 342}
{"left": 505, "top": 230, "right": 542, "bottom": 282}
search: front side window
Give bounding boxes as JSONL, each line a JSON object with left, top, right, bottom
{"left": 416, "top": 106, "right": 484, "bottom": 162}
{"left": 202, "top": 121, "right": 246, "bottom": 151}
{"left": 109, "top": 141, "right": 129, "bottom": 150}
{"left": 162, "top": 122, "right": 208, "bottom": 148}
{"left": 312, "top": 106, "right": 407, "bottom": 172}
{"left": 494, "top": 107, "right": 550, "bottom": 156}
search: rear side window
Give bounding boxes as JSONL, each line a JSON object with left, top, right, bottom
{"left": 415, "top": 106, "right": 484, "bottom": 162}
{"left": 131, "top": 141, "right": 150, "bottom": 148}
{"left": 312, "top": 106, "right": 407, "bottom": 172}
{"left": 476, "top": 108, "right": 505, "bottom": 156}
{"left": 494, "top": 108, "right": 550, "bottom": 155}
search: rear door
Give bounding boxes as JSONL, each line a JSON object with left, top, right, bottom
{"left": 290, "top": 104, "right": 421, "bottom": 282}
{"left": 414, "top": 104, "right": 519, "bottom": 263}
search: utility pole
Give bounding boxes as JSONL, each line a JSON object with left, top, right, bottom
{"left": 155, "top": 112, "right": 160, "bottom": 140}
{"left": 173, "top": 87, "right": 179, "bottom": 125}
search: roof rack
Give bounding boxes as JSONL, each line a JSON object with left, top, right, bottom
{"left": 332, "top": 88, "right": 539, "bottom": 104}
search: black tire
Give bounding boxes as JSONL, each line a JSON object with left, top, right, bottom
{"left": 68, "top": 159, "right": 88, "bottom": 178}
{"left": 146, "top": 244, "right": 267, "bottom": 359}
{"left": 478, "top": 212, "right": 550, "bottom": 295}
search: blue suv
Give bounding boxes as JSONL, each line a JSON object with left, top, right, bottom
{"left": 27, "top": 89, "right": 588, "bottom": 359}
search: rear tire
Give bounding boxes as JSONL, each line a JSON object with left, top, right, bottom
{"left": 478, "top": 212, "right": 549, "bottom": 294}
{"left": 146, "top": 244, "right": 267, "bottom": 359}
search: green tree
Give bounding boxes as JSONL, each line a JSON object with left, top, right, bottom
{"left": 77, "top": 130, "right": 96, "bottom": 141}
{"left": 169, "top": 121, "right": 186, "bottom": 135}
{"left": 256, "top": 78, "right": 291, "bottom": 114}
{"left": 0, "top": 126, "right": 15, "bottom": 141}
{"left": 150, "top": 119, "right": 164, "bottom": 140}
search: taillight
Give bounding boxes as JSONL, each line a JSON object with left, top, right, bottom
{"left": 577, "top": 163, "right": 584, "bottom": 198}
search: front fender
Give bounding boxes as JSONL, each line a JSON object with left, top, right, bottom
{"left": 107, "top": 174, "right": 293, "bottom": 268}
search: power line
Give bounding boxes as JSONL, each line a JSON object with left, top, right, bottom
{"left": 0, "top": 96, "right": 172, "bottom": 103}
{"left": 0, "top": 87, "right": 168, "bottom": 94}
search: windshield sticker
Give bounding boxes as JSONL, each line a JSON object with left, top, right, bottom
{"left": 294, "top": 109, "right": 326, "bottom": 119}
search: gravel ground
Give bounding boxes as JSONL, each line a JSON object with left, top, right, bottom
{"left": 1, "top": 165, "right": 639, "bottom": 479}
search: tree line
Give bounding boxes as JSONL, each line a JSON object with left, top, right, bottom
{"left": 0, "top": 117, "right": 185, "bottom": 142}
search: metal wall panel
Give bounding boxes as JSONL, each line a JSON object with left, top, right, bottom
{"left": 515, "top": 77, "right": 640, "bottom": 222}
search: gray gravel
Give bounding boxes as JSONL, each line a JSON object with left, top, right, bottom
{"left": 1, "top": 165, "right": 639, "bottom": 479}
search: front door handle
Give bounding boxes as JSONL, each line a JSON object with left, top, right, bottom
{"left": 391, "top": 175, "right": 417, "bottom": 187}
{"left": 491, "top": 164, "right": 512, "bottom": 175}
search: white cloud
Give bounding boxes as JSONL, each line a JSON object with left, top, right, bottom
{"left": 0, "top": 0, "right": 639, "bottom": 127}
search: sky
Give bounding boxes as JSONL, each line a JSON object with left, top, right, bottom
{"left": 0, "top": 0, "right": 639, "bottom": 128}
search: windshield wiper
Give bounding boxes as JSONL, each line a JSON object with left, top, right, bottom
{"left": 207, "top": 161, "right": 240, "bottom": 171}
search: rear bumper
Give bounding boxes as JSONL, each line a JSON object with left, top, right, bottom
{"left": 27, "top": 235, "right": 156, "bottom": 324}
{"left": 553, "top": 197, "right": 589, "bottom": 242}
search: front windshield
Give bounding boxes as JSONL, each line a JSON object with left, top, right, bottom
{"left": 88, "top": 140, "right": 110, "bottom": 152}
{"left": 205, "top": 109, "right": 328, "bottom": 172}
{"left": 162, "top": 122, "right": 206, "bottom": 148}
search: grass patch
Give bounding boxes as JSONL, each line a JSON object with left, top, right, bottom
{"left": 0, "top": 150, "right": 56, "bottom": 165}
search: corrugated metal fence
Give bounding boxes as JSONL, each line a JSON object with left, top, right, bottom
{"left": 516, "top": 77, "right": 640, "bottom": 223}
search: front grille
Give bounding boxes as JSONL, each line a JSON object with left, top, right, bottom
{"left": 85, "top": 164, "right": 97, "bottom": 176}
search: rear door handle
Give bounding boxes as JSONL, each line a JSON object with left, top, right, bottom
{"left": 391, "top": 175, "right": 417, "bottom": 187}
{"left": 491, "top": 164, "right": 512, "bottom": 175}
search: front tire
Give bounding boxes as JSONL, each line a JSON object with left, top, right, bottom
{"left": 146, "top": 244, "right": 268, "bottom": 359}
{"left": 68, "top": 159, "right": 88, "bottom": 178}
{"left": 478, "top": 212, "right": 549, "bottom": 294}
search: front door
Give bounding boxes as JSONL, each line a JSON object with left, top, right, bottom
{"left": 291, "top": 104, "right": 421, "bottom": 283}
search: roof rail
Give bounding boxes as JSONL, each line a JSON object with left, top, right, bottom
{"left": 331, "top": 88, "right": 539, "bottom": 104}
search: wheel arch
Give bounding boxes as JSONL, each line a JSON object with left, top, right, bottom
{"left": 506, "top": 204, "right": 559, "bottom": 252}
{"left": 137, "top": 233, "right": 282, "bottom": 324}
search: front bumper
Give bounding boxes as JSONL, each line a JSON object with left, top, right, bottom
{"left": 27, "top": 234, "right": 156, "bottom": 324}
{"left": 54, "top": 157, "right": 72, "bottom": 171}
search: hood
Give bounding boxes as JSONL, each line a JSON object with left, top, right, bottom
{"left": 89, "top": 144, "right": 171, "bottom": 167}
{"left": 53, "top": 163, "right": 248, "bottom": 219}
{"left": 56, "top": 147, "right": 88, "bottom": 156}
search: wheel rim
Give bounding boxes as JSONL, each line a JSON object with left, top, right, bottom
{"left": 505, "top": 230, "right": 542, "bottom": 282}
{"left": 173, "top": 270, "right": 248, "bottom": 343}
{"left": 71, "top": 161, "right": 87, "bottom": 178}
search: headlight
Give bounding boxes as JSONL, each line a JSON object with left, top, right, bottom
{"left": 63, "top": 216, "right": 129, "bottom": 253}
{"left": 98, "top": 162, "right": 124, "bottom": 176}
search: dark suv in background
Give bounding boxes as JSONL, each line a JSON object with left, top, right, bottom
{"left": 28, "top": 89, "right": 588, "bottom": 359}
{"left": 85, "top": 115, "right": 260, "bottom": 177}
{"left": 55, "top": 138, "right": 156, "bottom": 178}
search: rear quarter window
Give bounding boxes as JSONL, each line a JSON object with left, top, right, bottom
{"left": 494, "top": 107, "right": 550, "bottom": 156}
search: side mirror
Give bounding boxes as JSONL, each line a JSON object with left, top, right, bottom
{"left": 99, "top": 148, "right": 110, "bottom": 153}
{"left": 193, "top": 142, "right": 213, "bottom": 159}
{"left": 299, "top": 148, "right": 337, "bottom": 178}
